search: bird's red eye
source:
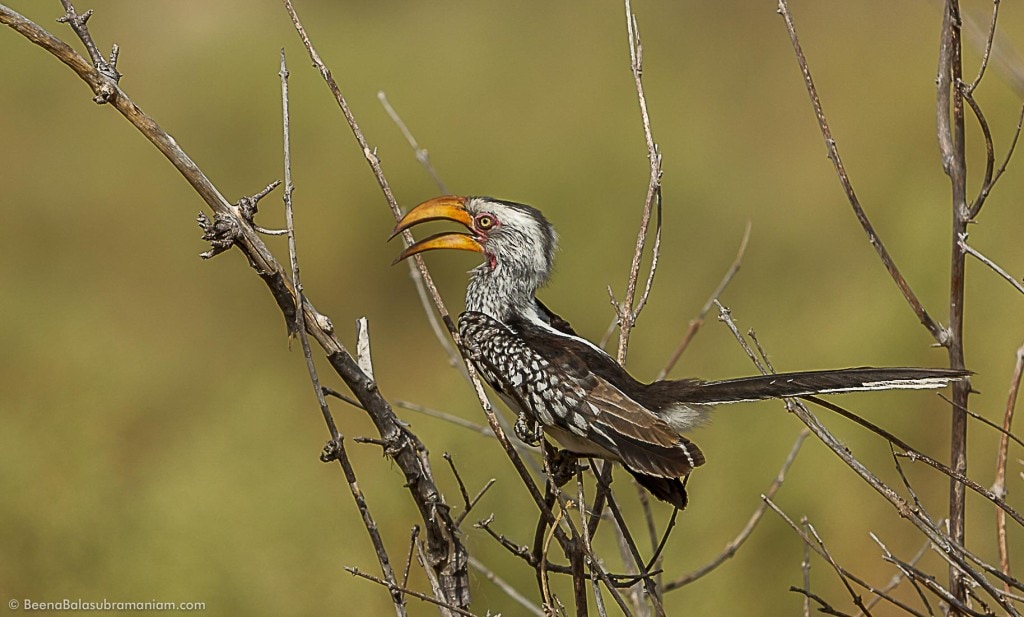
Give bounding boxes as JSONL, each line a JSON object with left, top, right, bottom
{"left": 475, "top": 214, "right": 496, "bottom": 231}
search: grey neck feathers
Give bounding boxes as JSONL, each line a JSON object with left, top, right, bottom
{"left": 466, "top": 261, "right": 546, "bottom": 324}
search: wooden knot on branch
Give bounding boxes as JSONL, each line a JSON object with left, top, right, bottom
{"left": 319, "top": 438, "right": 341, "bottom": 463}
{"left": 197, "top": 211, "right": 240, "bottom": 259}
{"left": 237, "top": 180, "right": 281, "bottom": 223}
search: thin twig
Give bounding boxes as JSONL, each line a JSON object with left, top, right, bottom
{"left": 658, "top": 220, "right": 751, "bottom": 379}
{"left": 775, "top": 0, "right": 948, "bottom": 346}
{"left": 995, "top": 344, "right": 1024, "bottom": 590}
{"left": 401, "top": 526, "right": 420, "bottom": 590}
{"left": 468, "top": 556, "right": 545, "bottom": 617}
{"left": 801, "top": 517, "right": 812, "bottom": 617}
{"left": 615, "top": 0, "right": 664, "bottom": 366}
{"left": 965, "top": 0, "right": 1000, "bottom": 92}
{"left": 789, "top": 586, "right": 854, "bottom": 617}
{"left": 378, "top": 90, "right": 448, "bottom": 194}
{"left": 804, "top": 522, "right": 874, "bottom": 617}
{"left": 664, "top": 429, "right": 810, "bottom": 591}
{"left": 604, "top": 492, "right": 665, "bottom": 616}
{"left": 476, "top": 513, "right": 578, "bottom": 573}
{"left": 763, "top": 498, "right": 929, "bottom": 617}
{"left": 396, "top": 400, "right": 493, "bottom": 435}
{"left": 857, "top": 538, "right": 933, "bottom": 617}
{"left": 576, "top": 469, "right": 604, "bottom": 617}
{"left": 279, "top": 0, "right": 454, "bottom": 334}
{"left": 800, "top": 393, "right": 1024, "bottom": 529}
{"left": 280, "top": 49, "right": 405, "bottom": 616}
{"left": 959, "top": 234, "right": 1024, "bottom": 295}
{"left": 718, "top": 305, "right": 1021, "bottom": 614}
{"left": 348, "top": 566, "right": 472, "bottom": 617}
{"left": 57, "top": 0, "right": 119, "bottom": 83}
{"left": 443, "top": 451, "right": 497, "bottom": 527}
{"left": 376, "top": 91, "right": 461, "bottom": 367}
{"left": 937, "top": 392, "right": 1024, "bottom": 450}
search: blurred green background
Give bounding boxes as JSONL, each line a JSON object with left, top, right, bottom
{"left": 2, "top": 1, "right": 1022, "bottom": 614}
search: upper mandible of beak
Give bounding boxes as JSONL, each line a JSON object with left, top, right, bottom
{"left": 389, "top": 195, "right": 484, "bottom": 264}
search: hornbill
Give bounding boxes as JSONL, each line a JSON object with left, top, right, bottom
{"left": 391, "top": 195, "right": 967, "bottom": 509}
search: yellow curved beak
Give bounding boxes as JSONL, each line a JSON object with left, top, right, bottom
{"left": 390, "top": 195, "right": 483, "bottom": 264}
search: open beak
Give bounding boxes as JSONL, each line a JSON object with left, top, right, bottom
{"left": 390, "top": 195, "right": 483, "bottom": 264}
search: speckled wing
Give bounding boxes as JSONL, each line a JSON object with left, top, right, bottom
{"left": 458, "top": 311, "right": 704, "bottom": 483}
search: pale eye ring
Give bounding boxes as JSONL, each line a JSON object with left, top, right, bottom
{"left": 475, "top": 213, "right": 497, "bottom": 231}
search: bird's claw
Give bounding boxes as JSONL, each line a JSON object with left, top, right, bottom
{"left": 543, "top": 443, "right": 580, "bottom": 488}
{"left": 514, "top": 413, "right": 542, "bottom": 446}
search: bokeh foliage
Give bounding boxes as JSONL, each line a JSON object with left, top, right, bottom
{"left": 2, "top": 1, "right": 1022, "bottom": 614}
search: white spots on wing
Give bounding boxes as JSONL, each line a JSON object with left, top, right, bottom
{"left": 461, "top": 310, "right": 625, "bottom": 452}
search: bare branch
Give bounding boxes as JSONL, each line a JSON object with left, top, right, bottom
{"left": 858, "top": 538, "right": 933, "bottom": 617}
{"left": 719, "top": 303, "right": 1021, "bottom": 614}
{"left": 964, "top": 0, "right": 1000, "bottom": 92}
{"left": 804, "top": 522, "right": 873, "bottom": 617}
{"left": 801, "top": 517, "right": 812, "bottom": 617}
{"left": 0, "top": 4, "right": 475, "bottom": 608}
{"left": 615, "top": 0, "right": 664, "bottom": 366}
{"left": 401, "top": 526, "right": 420, "bottom": 590}
{"left": 347, "top": 565, "right": 473, "bottom": 617}
{"left": 935, "top": 5, "right": 974, "bottom": 608}
{"left": 375, "top": 90, "right": 463, "bottom": 368}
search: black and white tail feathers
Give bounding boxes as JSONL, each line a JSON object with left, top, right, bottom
{"left": 648, "top": 367, "right": 969, "bottom": 406}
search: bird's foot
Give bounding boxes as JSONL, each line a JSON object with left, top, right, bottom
{"left": 542, "top": 441, "right": 583, "bottom": 488}
{"left": 514, "top": 413, "right": 542, "bottom": 446}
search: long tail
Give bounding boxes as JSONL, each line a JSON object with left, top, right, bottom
{"left": 648, "top": 367, "right": 969, "bottom": 405}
